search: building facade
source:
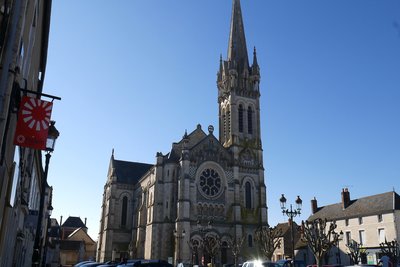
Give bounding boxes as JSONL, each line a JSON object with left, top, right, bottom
{"left": 58, "top": 216, "right": 96, "bottom": 266}
{"left": 271, "top": 221, "right": 302, "bottom": 262}
{"left": 0, "top": 0, "right": 53, "bottom": 266}
{"left": 97, "top": 0, "right": 268, "bottom": 265}
{"left": 306, "top": 188, "right": 400, "bottom": 266}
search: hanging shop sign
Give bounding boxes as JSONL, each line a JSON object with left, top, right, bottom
{"left": 13, "top": 96, "right": 53, "bottom": 150}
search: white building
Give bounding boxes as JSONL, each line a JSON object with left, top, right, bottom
{"left": 307, "top": 188, "right": 400, "bottom": 265}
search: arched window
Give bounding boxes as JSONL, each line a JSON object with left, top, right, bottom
{"left": 227, "top": 110, "right": 231, "bottom": 138}
{"left": 121, "top": 196, "right": 128, "bottom": 227}
{"left": 247, "top": 106, "right": 253, "bottom": 134}
{"left": 221, "top": 241, "right": 228, "bottom": 264}
{"left": 245, "top": 181, "right": 252, "bottom": 209}
{"left": 222, "top": 112, "right": 226, "bottom": 141}
{"left": 238, "top": 105, "right": 244, "bottom": 133}
{"left": 248, "top": 234, "right": 253, "bottom": 247}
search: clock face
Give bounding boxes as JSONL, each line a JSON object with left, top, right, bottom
{"left": 199, "top": 168, "right": 222, "bottom": 198}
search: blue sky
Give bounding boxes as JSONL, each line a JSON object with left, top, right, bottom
{"left": 44, "top": 1, "right": 400, "bottom": 239}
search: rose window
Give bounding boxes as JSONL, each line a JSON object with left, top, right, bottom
{"left": 199, "top": 168, "right": 221, "bottom": 197}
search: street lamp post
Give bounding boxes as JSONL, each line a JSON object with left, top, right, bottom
{"left": 32, "top": 121, "right": 59, "bottom": 267}
{"left": 280, "top": 194, "right": 302, "bottom": 262}
{"left": 174, "top": 229, "right": 186, "bottom": 265}
{"left": 336, "top": 230, "right": 344, "bottom": 264}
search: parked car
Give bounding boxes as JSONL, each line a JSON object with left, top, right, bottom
{"left": 276, "top": 260, "right": 306, "bottom": 267}
{"left": 116, "top": 259, "right": 142, "bottom": 267}
{"left": 80, "top": 262, "right": 106, "bottom": 267}
{"left": 242, "top": 260, "right": 279, "bottom": 267}
{"left": 74, "top": 261, "right": 95, "bottom": 267}
{"left": 117, "top": 259, "right": 172, "bottom": 267}
{"left": 98, "top": 261, "right": 121, "bottom": 267}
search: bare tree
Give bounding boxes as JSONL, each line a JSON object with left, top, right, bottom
{"left": 346, "top": 239, "right": 368, "bottom": 264}
{"left": 202, "top": 235, "right": 221, "bottom": 267}
{"left": 255, "top": 225, "right": 282, "bottom": 261}
{"left": 380, "top": 239, "right": 399, "bottom": 267}
{"left": 301, "top": 218, "right": 340, "bottom": 267}
{"left": 227, "top": 236, "right": 245, "bottom": 267}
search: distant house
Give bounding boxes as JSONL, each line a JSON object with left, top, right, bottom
{"left": 271, "top": 221, "right": 302, "bottom": 262}
{"left": 306, "top": 188, "right": 400, "bottom": 266}
{"left": 61, "top": 216, "right": 88, "bottom": 239}
{"left": 58, "top": 216, "right": 96, "bottom": 266}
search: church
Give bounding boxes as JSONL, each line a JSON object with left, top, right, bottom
{"left": 97, "top": 0, "right": 268, "bottom": 264}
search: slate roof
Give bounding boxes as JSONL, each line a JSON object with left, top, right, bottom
{"left": 308, "top": 191, "right": 400, "bottom": 221}
{"left": 275, "top": 222, "right": 292, "bottom": 236}
{"left": 61, "top": 216, "right": 87, "bottom": 229}
{"left": 113, "top": 160, "right": 153, "bottom": 184}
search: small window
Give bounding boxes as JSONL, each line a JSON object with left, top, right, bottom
{"left": 359, "top": 230, "right": 365, "bottom": 245}
{"left": 358, "top": 217, "right": 363, "bottom": 224}
{"left": 345, "top": 219, "right": 349, "bottom": 226}
{"left": 248, "top": 234, "right": 253, "bottom": 247}
{"left": 378, "top": 214, "right": 383, "bottom": 222}
{"left": 345, "top": 231, "right": 351, "bottom": 245}
{"left": 378, "top": 228, "right": 385, "bottom": 243}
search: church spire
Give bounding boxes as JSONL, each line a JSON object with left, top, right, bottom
{"left": 217, "top": 0, "right": 262, "bottom": 149}
{"left": 227, "top": 0, "right": 249, "bottom": 70}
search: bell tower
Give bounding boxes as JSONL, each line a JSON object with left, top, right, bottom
{"left": 217, "top": 0, "right": 262, "bottom": 156}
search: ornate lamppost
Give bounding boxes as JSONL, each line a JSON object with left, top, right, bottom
{"left": 336, "top": 231, "right": 344, "bottom": 264}
{"left": 280, "top": 194, "right": 302, "bottom": 261}
{"left": 174, "top": 229, "right": 186, "bottom": 264}
{"left": 32, "top": 121, "right": 59, "bottom": 267}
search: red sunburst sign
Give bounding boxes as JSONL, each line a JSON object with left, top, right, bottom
{"left": 14, "top": 96, "right": 53, "bottom": 150}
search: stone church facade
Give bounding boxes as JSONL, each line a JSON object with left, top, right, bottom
{"left": 97, "top": 0, "right": 268, "bottom": 264}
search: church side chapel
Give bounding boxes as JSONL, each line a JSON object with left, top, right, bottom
{"left": 97, "top": 0, "right": 268, "bottom": 264}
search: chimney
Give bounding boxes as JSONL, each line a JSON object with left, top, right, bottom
{"left": 84, "top": 217, "right": 87, "bottom": 226}
{"left": 311, "top": 197, "right": 318, "bottom": 214}
{"left": 60, "top": 215, "right": 64, "bottom": 240}
{"left": 341, "top": 188, "right": 351, "bottom": 209}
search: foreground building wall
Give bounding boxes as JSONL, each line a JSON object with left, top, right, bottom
{"left": 0, "top": 0, "right": 52, "bottom": 266}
